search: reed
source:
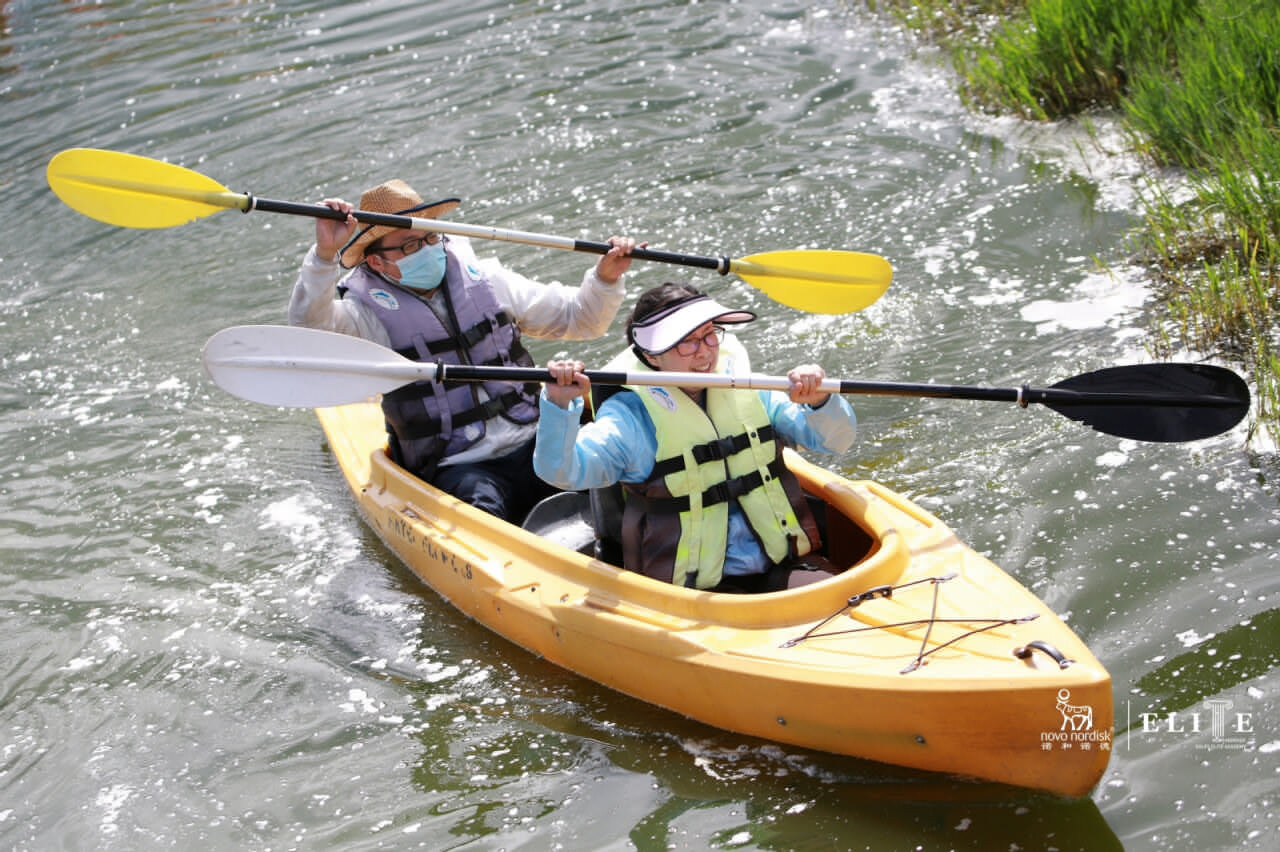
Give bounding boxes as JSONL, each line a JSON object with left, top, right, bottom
{"left": 960, "top": 0, "right": 1196, "bottom": 119}
{"left": 1125, "top": 5, "right": 1280, "bottom": 170}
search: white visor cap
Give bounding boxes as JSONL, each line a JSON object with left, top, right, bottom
{"left": 629, "top": 295, "right": 756, "bottom": 354}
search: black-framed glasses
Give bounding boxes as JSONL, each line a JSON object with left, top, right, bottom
{"left": 369, "top": 232, "right": 442, "bottom": 258}
{"left": 671, "top": 325, "right": 725, "bottom": 357}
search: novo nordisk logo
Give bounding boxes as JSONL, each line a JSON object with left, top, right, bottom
{"left": 1041, "top": 689, "right": 1113, "bottom": 752}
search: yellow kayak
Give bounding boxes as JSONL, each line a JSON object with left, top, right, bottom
{"left": 317, "top": 401, "right": 1113, "bottom": 797}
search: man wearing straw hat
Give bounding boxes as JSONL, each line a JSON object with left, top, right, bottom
{"left": 289, "top": 178, "right": 637, "bottom": 523}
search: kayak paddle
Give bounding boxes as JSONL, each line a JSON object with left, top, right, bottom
{"left": 46, "top": 147, "right": 892, "bottom": 314}
{"left": 202, "top": 325, "right": 1250, "bottom": 443}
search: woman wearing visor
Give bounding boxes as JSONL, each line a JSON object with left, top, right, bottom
{"left": 534, "top": 282, "right": 857, "bottom": 593}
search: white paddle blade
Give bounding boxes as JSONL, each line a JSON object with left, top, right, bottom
{"left": 202, "top": 325, "right": 431, "bottom": 408}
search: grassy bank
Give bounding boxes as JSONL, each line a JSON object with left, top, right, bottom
{"left": 867, "top": 0, "right": 1280, "bottom": 442}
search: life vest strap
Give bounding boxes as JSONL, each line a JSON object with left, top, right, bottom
{"left": 389, "top": 387, "right": 528, "bottom": 439}
{"left": 392, "top": 310, "right": 515, "bottom": 360}
{"left": 650, "top": 424, "right": 776, "bottom": 478}
{"left": 631, "top": 456, "right": 787, "bottom": 514}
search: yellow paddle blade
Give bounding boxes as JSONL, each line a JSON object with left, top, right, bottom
{"left": 45, "top": 149, "right": 893, "bottom": 314}
{"left": 47, "top": 148, "right": 249, "bottom": 229}
{"left": 732, "top": 250, "right": 892, "bottom": 314}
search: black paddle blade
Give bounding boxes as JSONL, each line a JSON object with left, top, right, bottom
{"left": 1042, "top": 363, "right": 1250, "bottom": 442}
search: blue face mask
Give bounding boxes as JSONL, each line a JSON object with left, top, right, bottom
{"left": 393, "top": 242, "right": 447, "bottom": 291}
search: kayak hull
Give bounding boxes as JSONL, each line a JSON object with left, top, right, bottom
{"left": 317, "top": 402, "right": 1112, "bottom": 797}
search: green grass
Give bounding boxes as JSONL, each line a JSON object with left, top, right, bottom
{"left": 961, "top": 0, "right": 1198, "bottom": 119}
{"left": 868, "top": 0, "right": 1280, "bottom": 443}
{"left": 1126, "top": 4, "right": 1280, "bottom": 169}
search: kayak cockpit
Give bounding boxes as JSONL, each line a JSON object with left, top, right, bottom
{"left": 519, "top": 464, "right": 882, "bottom": 579}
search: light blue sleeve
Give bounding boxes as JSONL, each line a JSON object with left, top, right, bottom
{"left": 761, "top": 391, "right": 857, "bottom": 454}
{"left": 533, "top": 392, "right": 657, "bottom": 490}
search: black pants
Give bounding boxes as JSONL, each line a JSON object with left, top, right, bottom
{"left": 432, "top": 437, "right": 557, "bottom": 524}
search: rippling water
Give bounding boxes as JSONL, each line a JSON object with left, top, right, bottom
{"left": 2, "top": 1, "right": 1277, "bottom": 849}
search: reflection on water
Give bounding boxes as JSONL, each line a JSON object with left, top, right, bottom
{"left": 374, "top": 548, "right": 1125, "bottom": 850}
{"left": 3, "top": 1, "right": 1278, "bottom": 850}
{"left": 1129, "top": 608, "right": 1279, "bottom": 719}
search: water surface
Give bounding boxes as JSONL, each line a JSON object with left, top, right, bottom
{"left": 2, "top": 1, "right": 1276, "bottom": 849}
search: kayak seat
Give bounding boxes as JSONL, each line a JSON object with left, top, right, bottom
{"left": 805, "top": 494, "right": 831, "bottom": 557}
{"left": 589, "top": 484, "right": 625, "bottom": 566}
{"left": 520, "top": 490, "right": 596, "bottom": 557}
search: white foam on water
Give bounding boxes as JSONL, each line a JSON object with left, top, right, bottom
{"left": 1021, "top": 268, "right": 1152, "bottom": 335}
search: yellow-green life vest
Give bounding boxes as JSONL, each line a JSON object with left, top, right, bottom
{"left": 608, "top": 336, "right": 819, "bottom": 589}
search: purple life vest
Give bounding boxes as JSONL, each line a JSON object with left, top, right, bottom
{"left": 339, "top": 237, "right": 538, "bottom": 478}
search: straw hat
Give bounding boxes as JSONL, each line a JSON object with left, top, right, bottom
{"left": 339, "top": 180, "right": 460, "bottom": 268}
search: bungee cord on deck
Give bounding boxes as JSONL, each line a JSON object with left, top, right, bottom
{"left": 782, "top": 573, "right": 1042, "bottom": 674}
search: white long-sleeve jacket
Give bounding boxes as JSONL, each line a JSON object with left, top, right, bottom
{"left": 288, "top": 236, "right": 626, "bottom": 466}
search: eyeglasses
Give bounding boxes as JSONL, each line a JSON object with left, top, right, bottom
{"left": 671, "top": 325, "right": 725, "bottom": 357}
{"left": 369, "top": 232, "right": 442, "bottom": 258}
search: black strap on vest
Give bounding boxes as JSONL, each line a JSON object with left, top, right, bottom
{"left": 650, "top": 425, "right": 776, "bottom": 479}
{"left": 393, "top": 311, "right": 516, "bottom": 360}
{"left": 629, "top": 456, "right": 788, "bottom": 515}
{"left": 388, "top": 388, "right": 529, "bottom": 440}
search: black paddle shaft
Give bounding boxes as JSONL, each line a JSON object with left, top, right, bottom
{"left": 245, "top": 196, "right": 731, "bottom": 273}
{"left": 434, "top": 361, "right": 1249, "bottom": 443}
